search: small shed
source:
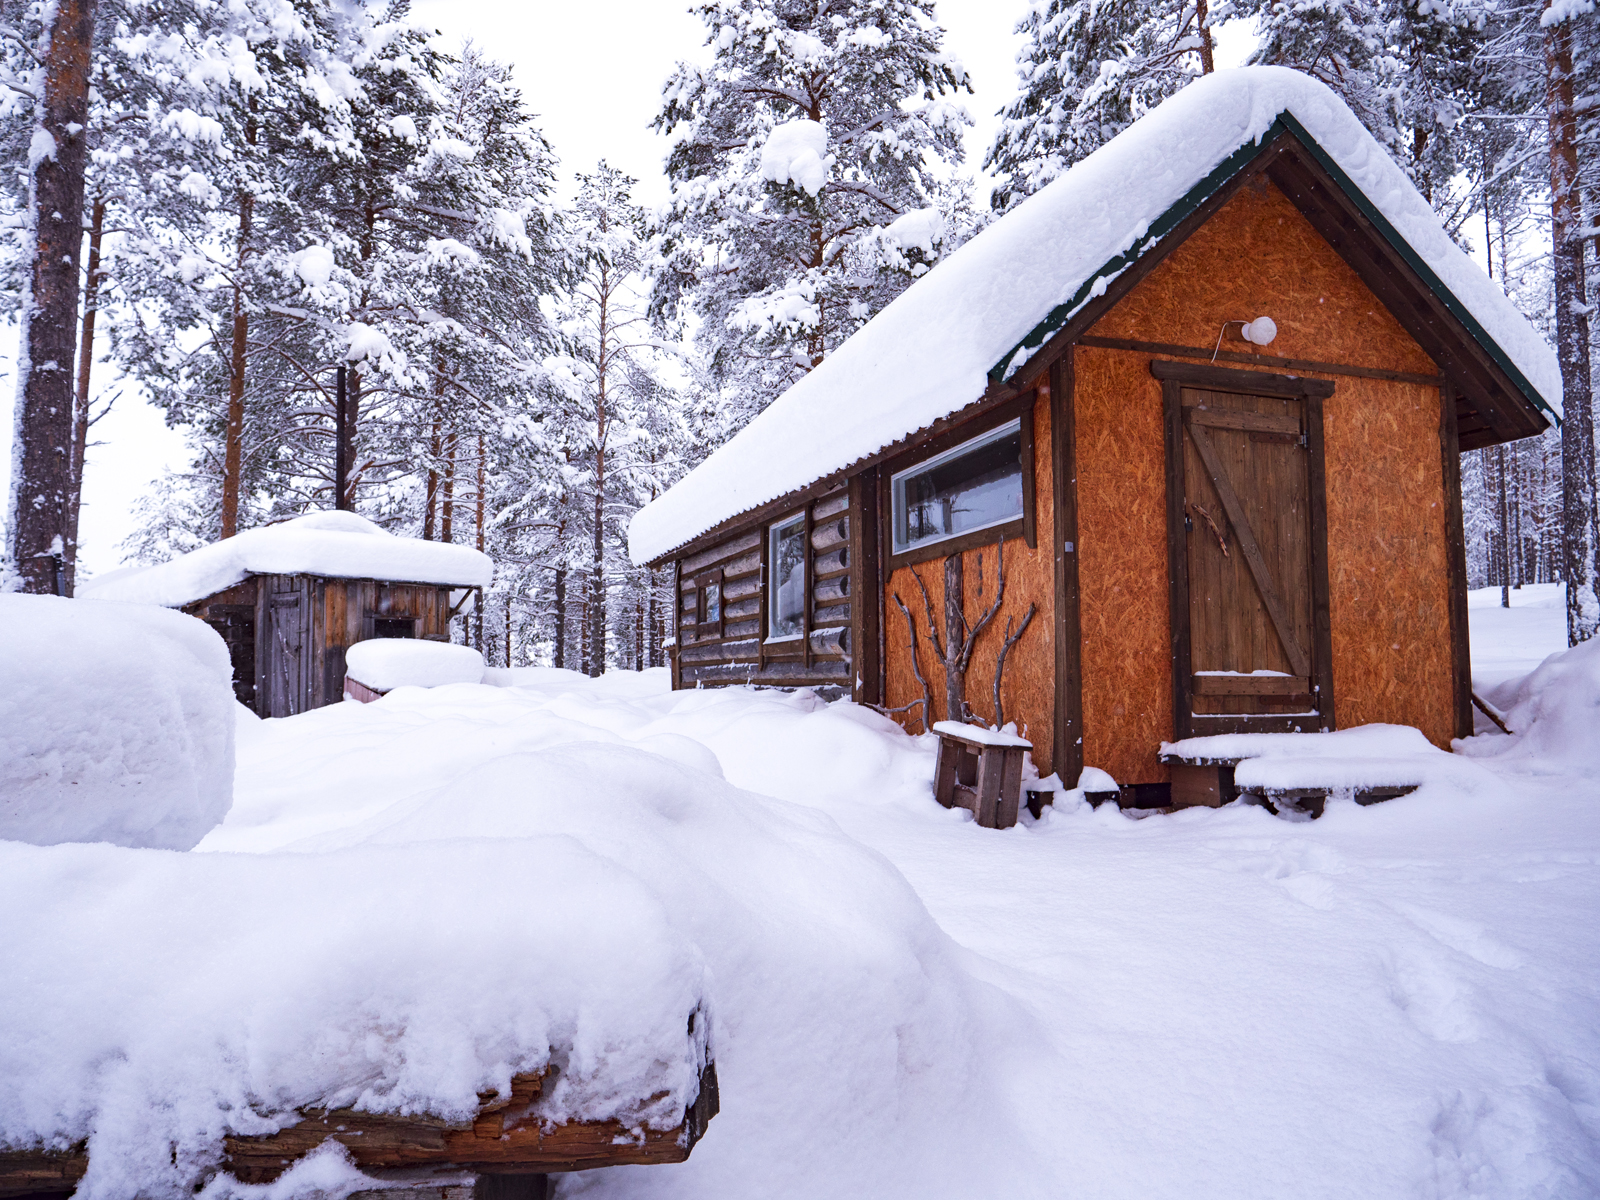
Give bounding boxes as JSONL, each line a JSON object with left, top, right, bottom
{"left": 627, "top": 69, "right": 1560, "bottom": 807}
{"left": 82, "top": 512, "right": 493, "bottom": 717}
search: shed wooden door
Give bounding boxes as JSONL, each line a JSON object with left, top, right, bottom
{"left": 1159, "top": 363, "right": 1335, "bottom": 738}
{"left": 266, "top": 584, "right": 310, "bottom": 718}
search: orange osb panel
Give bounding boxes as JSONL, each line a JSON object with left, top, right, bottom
{"left": 1321, "top": 377, "right": 1454, "bottom": 745}
{"left": 1075, "top": 178, "right": 1453, "bottom": 783}
{"left": 883, "top": 392, "right": 1057, "bottom": 774}
{"left": 1072, "top": 346, "right": 1174, "bottom": 788}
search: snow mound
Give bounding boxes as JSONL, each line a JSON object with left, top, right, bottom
{"left": 345, "top": 638, "right": 485, "bottom": 691}
{"left": 0, "top": 595, "right": 234, "bottom": 850}
{"left": 629, "top": 66, "right": 1560, "bottom": 565}
{"left": 79, "top": 511, "right": 492, "bottom": 608}
{"left": 759, "top": 118, "right": 828, "bottom": 195}
{"left": 1458, "top": 636, "right": 1600, "bottom": 777}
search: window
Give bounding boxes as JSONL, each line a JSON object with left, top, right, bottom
{"left": 695, "top": 570, "right": 724, "bottom": 637}
{"left": 890, "top": 418, "right": 1025, "bottom": 556}
{"left": 372, "top": 617, "right": 415, "bottom": 639}
{"left": 768, "top": 515, "right": 807, "bottom": 641}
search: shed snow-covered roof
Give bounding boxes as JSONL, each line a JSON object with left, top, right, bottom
{"left": 628, "top": 67, "right": 1561, "bottom": 567}
{"left": 81, "top": 512, "right": 493, "bottom": 608}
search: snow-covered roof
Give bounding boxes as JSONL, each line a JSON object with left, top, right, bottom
{"left": 81, "top": 512, "right": 493, "bottom": 608}
{"left": 629, "top": 67, "right": 1561, "bottom": 566}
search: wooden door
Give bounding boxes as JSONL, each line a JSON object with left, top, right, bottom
{"left": 1158, "top": 362, "right": 1335, "bottom": 738}
{"left": 266, "top": 582, "right": 310, "bottom": 717}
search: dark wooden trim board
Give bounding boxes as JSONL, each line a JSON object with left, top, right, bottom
{"left": 1051, "top": 353, "right": 1083, "bottom": 784}
{"left": 849, "top": 468, "right": 882, "bottom": 707}
{"left": 1162, "top": 376, "right": 1193, "bottom": 741}
{"left": 1151, "top": 358, "right": 1336, "bottom": 398}
{"left": 1440, "top": 381, "right": 1474, "bottom": 738}
{"left": 1078, "top": 335, "right": 1443, "bottom": 388}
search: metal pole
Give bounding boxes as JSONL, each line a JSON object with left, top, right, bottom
{"left": 335, "top": 365, "right": 350, "bottom": 511}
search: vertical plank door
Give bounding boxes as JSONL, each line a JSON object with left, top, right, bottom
{"left": 1177, "top": 386, "right": 1324, "bottom": 734}
{"left": 266, "top": 580, "right": 309, "bottom": 717}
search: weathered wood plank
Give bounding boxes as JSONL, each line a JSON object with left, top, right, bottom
{"left": 1192, "top": 673, "right": 1311, "bottom": 696}
{"left": 1184, "top": 406, "right": 1301, "bottom": 436}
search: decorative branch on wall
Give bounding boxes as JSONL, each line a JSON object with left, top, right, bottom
{"left": 993, "top": 603, "right": 1036, "bottom": 729}
{"left": 887, "top": 592, "right": 933, "bottom": 731}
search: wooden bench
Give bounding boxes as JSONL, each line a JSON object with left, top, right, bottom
{"left": 0, "top": 1062, "right": 717, "bottom": 1199}
{"left": 1161, "top": 753, "right": 1416, "bottom": 817}
{"left": 932, "top": 722, "right": 1031, "bottom": 829}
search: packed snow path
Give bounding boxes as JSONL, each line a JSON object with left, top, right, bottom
{"left": 201, "top": 625, "right": 1600, "bottom": 1199}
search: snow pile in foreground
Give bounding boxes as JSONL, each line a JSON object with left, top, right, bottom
{"left": 0, "top": 674, "right": 1022, "bottom": 1200}
{"left": 79, "top": 511, "right": 492, "bottom": 608}
{"left": 344, "top": 638, "right": 484, "bottom": 690}
{"left": 0, "top": 595, "right": 234, "bottom": 850}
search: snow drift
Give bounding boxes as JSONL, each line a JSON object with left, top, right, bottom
{"left": 0, "top": 595, "right": 234, "bottom": 850}
{"left": 80, "top": 511, "right": 492, "bottom": 608}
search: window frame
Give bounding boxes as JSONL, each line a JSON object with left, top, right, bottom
{"left": 765, "top": 512, "right": 809, "bottom": 644}
{"left": 884, "top": 404, "right": 1036, "bottom": 570}
{"left": 693, "top": 568, "right": 725, "bottom": 639}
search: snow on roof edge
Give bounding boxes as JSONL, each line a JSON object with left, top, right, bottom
{"left": 81, "top": 512, "right": 494, "bottom": 609}
{"left": 628, "top": 68, "right": 1562, "bottom": 568}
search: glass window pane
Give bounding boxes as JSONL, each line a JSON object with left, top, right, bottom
{"left": 892, "top": 421, "right": 1024, "bottom": 554}
{"left": 769, "top": 517, "right": 807, "bottom": 639}
{"left": 704, "top": 580, "right": 721, "bottom": 624}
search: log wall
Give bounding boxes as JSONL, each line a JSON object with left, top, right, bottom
{"left": 882, "top": 391, "right": 1058, "bottom": 773}
{"left": 1074, "top": 179, "right": 1456, "bottom": 785}
{"left": 673, "top": 484, "right": 855, "bottom": 691}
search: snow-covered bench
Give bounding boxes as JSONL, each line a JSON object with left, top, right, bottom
{"left": 344, "top": 638, "right": 485, "bottom": 702}
{"left": 1161, "top": 727, "right": 1439, "bottom": 817}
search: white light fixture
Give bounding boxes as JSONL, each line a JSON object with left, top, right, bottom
{"left": 1240, "top": 316, "right": 1278, "bottom": 346}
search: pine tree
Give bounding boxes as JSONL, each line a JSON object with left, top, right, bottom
{"left": 986, "top": 0, "right": 1223, "bottom": 214}
{"left": 652, "top": 0, "right": 970, "bottom": 419}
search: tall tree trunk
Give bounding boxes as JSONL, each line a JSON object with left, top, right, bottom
{"left": 942, "top": 553, "right": 964, "bottom": 721}
{"left": 1497, "top": 443, "right": 1511, "bottom": 607}
{"left": 591, "top": 461, "right": 605, "bottom": 677}
{"left": 1196, "top": 0, "right": 1215, "bottom": 74}
{"left": 8, "top": 0, "right": 97, "bottom": 594}
{"left": 64, "top": 194, "right": 104, "bottom": 594}
{"left": 475, "top": 432, "right": 485, "bottom": 552}
{"left": 579, "top": 584, "right": 592, "bottom": 676}
{"left": 440, "top": 429, "right": 457, "bottom": 542}
{"left": 220, "top": 113, "right": 256, "bottom": 539}
{"left": 423, "top": 373, "right": 443, "bottom": 539}
{"left": 1543, "top": 4, "right": 1598, "bottom": 644}
{"left": 647, "top": 567, "right": 658, "bottom": 668}
{"left": 635, "top": 586, "right": 644, "bottom": 672}
{"left": 554, "top": 566, "right": 567, "bottom": 669}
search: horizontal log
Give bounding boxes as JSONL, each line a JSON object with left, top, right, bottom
{"left": 682, "top": 659, "right": 851, "bottom": 685}
{"left": 0, "top": 1065, "right": 718, "bottom": 1195}
{"left": 678, "top": 637, "right": 763, "bottom": 665}
{"left": 722, "top": 571, "right": 761, "bottom": 602}
{"left": 808, "top": 625, "right": 849, "bottom": 657}
{"left": 723, "top": 595, "right": 760, "bottom": 620}
{"left": 1192, "top": 673, "right": 1311, "bottom": 696}
{"left": 813, "top": 546, "right": 849, "bottom": 579}
{"left": 814, "top": 575, "right": 850, "bottom": 606}
{"left": 811, "top": 518, "right": 848, "bottom": 553}
{"left": 682, "top": 530, "right": 759, "bottom": 577}
{"left": 812, "top": 489, "right": 849, "bottom": 521}
{"left": 813, "top": 600, "right": 850, "bottom": 627}
{"left": 724, "top": 618, "right": 760, "bottom": 639}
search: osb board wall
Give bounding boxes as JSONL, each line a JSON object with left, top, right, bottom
{"left": 1076, "top": 178, "right": 1454, "bottom": 784}
{"left": 883, "top": 391, "right": 1057, "bottom": 772}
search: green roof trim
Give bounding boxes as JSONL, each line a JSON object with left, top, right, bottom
{"left": 989, "top": 112, "right": 1559, "bottom": 426}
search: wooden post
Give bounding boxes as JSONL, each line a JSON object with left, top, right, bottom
{"left": 334, "top": 366, "right": 350, "bottom": 511}
{"left": 1050, "top": 355, "right": 1082, "bottom": 784}
{"left": 1440, "top": 383, "right": 1474, "bottom": 739}
{"left": 942, "top": 552, "right": 963, "bottom": 722}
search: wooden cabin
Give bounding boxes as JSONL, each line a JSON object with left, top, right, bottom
{"left": 627, "top": 69, "right": 1559, "bottom": 806}
{"left": 82, "top": 512, "right": 492, "bottom": 718}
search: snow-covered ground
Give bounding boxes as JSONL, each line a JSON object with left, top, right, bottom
{"left": 1469, "top": 582, "right": 1568, "bottom": 690}
{"left": 4, "top": 590, "right": 1595, "bottom": 1199}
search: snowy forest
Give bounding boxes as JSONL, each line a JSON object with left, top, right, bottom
{"left": 2, "top": 0, "right": 1598, "bottom": 661}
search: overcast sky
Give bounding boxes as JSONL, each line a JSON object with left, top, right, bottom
{"left": 4, "top": 2, "right": 1264, "bottom": 578}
